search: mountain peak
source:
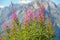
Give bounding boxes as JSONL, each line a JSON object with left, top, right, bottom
{"left": 0, "top": 0, "right": 59, "bottom": 27}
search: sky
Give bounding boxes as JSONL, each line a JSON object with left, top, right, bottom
{"left": 0, "top": 0, "right": 60, "bottom": 8}
{"left": 51, "top": 0, "right": 60, "bottom": 5}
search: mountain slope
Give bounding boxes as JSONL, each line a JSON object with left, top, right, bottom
{"left": 0, "top": 0, "right": 60, "bottom": 37}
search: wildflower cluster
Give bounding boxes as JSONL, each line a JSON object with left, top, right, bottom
{"left": 1, "top": 5, "right": 55, "bottom": 40}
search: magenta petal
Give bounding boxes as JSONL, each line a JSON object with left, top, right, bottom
{"left": 32, "top": 13, "right": 37, "bottom": 19}
{"left": 3, "top": 21, "right": 7, "bottom": 29}
{"left": 24, "top": 17, "right": 30, "bottom": 24}
{"left": 27, "top": 9, "right": 32, "bottom": 17}
{"left": 12, "top": 13, "right": 17, "bottom": 20}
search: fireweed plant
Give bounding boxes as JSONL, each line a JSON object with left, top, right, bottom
{"left": 1, "top": 5, "right": 55, "bottom": 40}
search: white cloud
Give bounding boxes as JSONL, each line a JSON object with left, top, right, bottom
{"left": 19, "top": 0, "right": 32, "bottom": 4}
{"left": 0, "top": 6, "right": 5, "bottom": 8}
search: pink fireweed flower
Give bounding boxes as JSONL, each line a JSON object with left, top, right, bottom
{"left": 41, "top": 5, "right": 45, "bottom": 14}
{"left": 41, "top": 6, "right": 45, "bottom": 10}
{"left": 37, "top": 5, "right": 45, "bottom": 21}
{"left": 37, "top": 12, "right": 41, "bottom": 18}
{"left": 0, "top": 36, "right": 2, "bottom": 40}
{"left": 32, "top": 13, "right": 37, "bottom": 19}
{"left": 24, "top": 17, "right": 30, "bottom": 24}
{"left": 27, "top": 9, "right": 32, "bottom": 17}
{"left": 3, "top": 21, "right": 7, "bottom": 30}
{"left": 10, "top": 24, "right": 14, "bottom": 30}
{"left": 37, "top": 10, "right": 44, "bottom": 21}
{"left": 12, "top": 13, "right": 17, "bottom": 20}
{"left": 40, "top": 13, "right": 44, "bottom": 19}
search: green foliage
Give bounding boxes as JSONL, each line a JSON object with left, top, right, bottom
{"left": 2, "top": 13, "right": 55, "bottom": 40}
{"left": 2, "top": 18, "right": 55, "bottom": 40}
